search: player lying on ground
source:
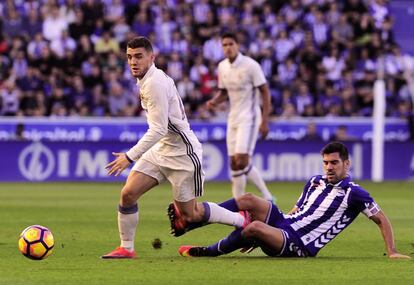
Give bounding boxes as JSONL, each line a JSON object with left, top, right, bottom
{"left": 169, "top": 142, "right": 411, "bottom": 259}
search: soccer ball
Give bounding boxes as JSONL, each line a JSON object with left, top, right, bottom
{"left": 18, "top": 225, "right": 54, "bottom": 260}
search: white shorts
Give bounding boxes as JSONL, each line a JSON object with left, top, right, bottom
{"left": 226, "top": 120, "right": 260, "bottom": 156}
{"left": 131, "top": 147, "right": 204, "bottom": 202}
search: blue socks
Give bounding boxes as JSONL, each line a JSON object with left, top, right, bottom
{"left": 177, "top": 199, "right": 240, "bottom": 233}
{"left": 218, "top": 198, "right": 239, "bottom": 212}
{"left": 183, "top": 202, "right": 210, "bottom": 232}
{"left": 205, "top": 228, "right": 252, "bottom": 256}
{"left": 118, "top": 204, "right": 138, "bottom": 214}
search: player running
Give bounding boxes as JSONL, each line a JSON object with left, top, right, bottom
{"left": 102, "top": 37, "right": 249, "bottom": 259}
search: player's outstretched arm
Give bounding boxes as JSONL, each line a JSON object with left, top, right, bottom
{"left": 258, "top": 84, "right": 271, "bottom": 139}
{"left": 206, "top": 89, "right": 228, "bottom": 110}
{"left": 370, "top": 210, "right": 411, "bottom": 259}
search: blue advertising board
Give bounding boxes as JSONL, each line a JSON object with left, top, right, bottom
{"left": 1, "top": 140, "right": 413, "bottom": 182}
{"left": 0, "top": 117, "right": 410, "bottom": 142}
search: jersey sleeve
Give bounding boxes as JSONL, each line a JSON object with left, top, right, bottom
{"left": 250, "top": 60, "right": 267, "bottom": 88}
{"left": 296, "top": 177, "right": 314, "bottom": 207}
{"left": 349, "top": 186, "right": 381, "bottom": 218}
{"left": 126, "top": 81, "right": 169, "bottom": 161}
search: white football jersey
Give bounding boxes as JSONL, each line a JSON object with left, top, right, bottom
{"left": 126, "top": 64, "right": 202, "bottom": 160}
{"left": 218, "top": 53, "right": 266, "bottom": 125}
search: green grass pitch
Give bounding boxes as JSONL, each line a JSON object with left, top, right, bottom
{"left": 0, "top": 182, "right": 413, "bottom": 285}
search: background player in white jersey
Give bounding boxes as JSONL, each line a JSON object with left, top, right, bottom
{"left": 206, "top": 32, "right": 274, "bottom": 201}
{"left": 102, "top": 37, "right": 250, "bottom": 259}
{"left": 177, "top": 142, "right": 411, "bottom": 259}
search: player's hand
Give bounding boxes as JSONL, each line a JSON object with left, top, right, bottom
{"left": 388, "top": 253, "right": 411, "bottom": 259}
{"left": 259, "top": 121, "right": 269, "bottom": 139}
{"left": 105, "top": 152, "right": 131, "bottom": 176}
{"left": 206, "top": 99, "right": 217, "bottom": 111}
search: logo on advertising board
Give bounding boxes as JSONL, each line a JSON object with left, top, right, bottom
{"left": 18, "top": 142, "right": 55, "bottom": 181}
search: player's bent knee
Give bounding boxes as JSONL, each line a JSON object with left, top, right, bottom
{"left": 236, "top": 160, "right": 248, "bottom": 170}
{"left": 120, "top": 188, "right": 138, "bottom": 206}
{"left": 230, "top": 160, "right": 239, "bottom": 171}
{"left": 237, "top": 193, "right": 257, "bottom": 209}
{"left": 242, "top": 221, "right": 265, "bottom": 238}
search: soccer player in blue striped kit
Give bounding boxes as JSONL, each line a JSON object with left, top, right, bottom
{"left": 175, "top": 142, "right": 411, "bottom": 259}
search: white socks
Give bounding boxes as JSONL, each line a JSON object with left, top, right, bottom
{"left": 232, "top": 164, "right": 273, "bottom": 200}
{"left": 231, "top": 169, "right": 247, "bottom": 198}
{"left": 247, "top": 166, "right": 273, "bottom": 200}
{"left": 206, "top": 202, "right": 245, "bottom": 227}
{"left": 118, "top": 204, "right": 139, "bottom": 251}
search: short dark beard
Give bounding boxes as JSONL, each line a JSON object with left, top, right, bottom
{"left": 327, "top": 173, "right": 346, "bottom": 184}
{"left": 135, "top": 66, "right": 150, "bottom": 80}
{"left": 228, "top": 54, "right": 237, "bottom": 63}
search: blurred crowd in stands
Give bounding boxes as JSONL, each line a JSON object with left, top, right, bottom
{"left": 0, "top": 0, "right": 413, "bottom": 120}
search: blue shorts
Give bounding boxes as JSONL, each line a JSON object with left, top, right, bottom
{"left": 261, "top": 202, "right": 309, "bottom": 258}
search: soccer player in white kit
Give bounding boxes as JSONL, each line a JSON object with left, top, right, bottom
{"left": 206, "top": 32, "right": 274, "bottom": 201}
{"left": 102, "top": 37, "right": 249, "bottom": 259}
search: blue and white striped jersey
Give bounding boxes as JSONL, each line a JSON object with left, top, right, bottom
{"left": 284, "top": 175, "right": 380, "bottom": 256}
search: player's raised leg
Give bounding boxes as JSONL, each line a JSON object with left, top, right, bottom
{"left": 166, "top": 160, "right": 249, "bottom": 237}
{"left": 178, "top": 194, "right": 283, "bottom": 257}
{"left": 102, "top": 171, "right": 158, "bottom": 259}
{"left": 169, "top": 192, "right": 268, "bottom": 237}
{"left": 168, "top": 196, "right": 249, "bottom": 237}
{"left": 235, "top": 193, "right": 271, "bottom": 221}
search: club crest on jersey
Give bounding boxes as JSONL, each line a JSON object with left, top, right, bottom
{"left": 140, "top": 92, "right": 148, "bottom": 106}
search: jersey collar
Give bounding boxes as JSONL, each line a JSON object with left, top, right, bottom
{"left": 137, "top": 63, "right": 156, "bottom": 85}
{"left": 336, "top": 175, "right": 351, "bottom": 188}
{"left": 323, "top": 175, "right": 351, "bottom": 189}
{"left": 229, "top": 53, "right": 243, "bottom": 67}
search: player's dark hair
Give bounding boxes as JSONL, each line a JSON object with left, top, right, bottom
{"left": 321, "top": 142, "right": 349, "bottom": 161}
{"left": 127, "top": 37, "right": 153, "bottom": 52}
{"left": 221, "top": 32, "right": 238, "bottom": 43}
